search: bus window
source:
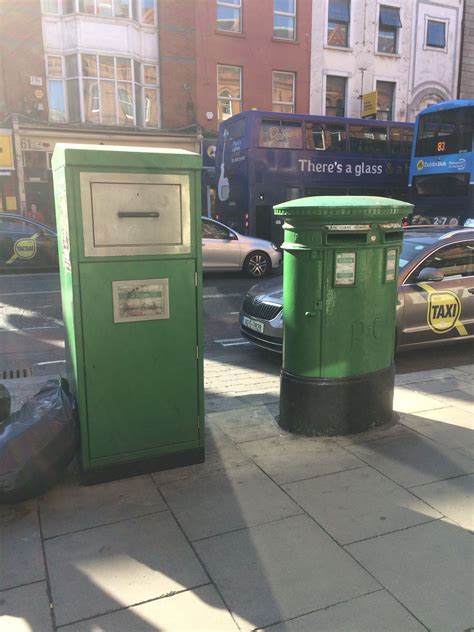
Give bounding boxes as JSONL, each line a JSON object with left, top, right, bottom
{"left": 305, "top": 122, "right": 347, "bottom": 151}
{"left": 415, "top": 106, "right": 473, "bottom": 156}
{"left": 389, "top": 127, "right": 401, "bottom": 154}
{"left": 226, "top": 117, "right": 246, "bottom": 140}
{"left": 401, "top": 127, "right": 413, "bottom": 156}
{"left": 306, "top": 123, "right": 325, "bottom": 150}
{"left": 349, "top": 125, "right": 388, "bottom": 153}
{"left": 259, "top": 120, "right": 303, "bottom": 148}
{"left": 413, "top": 173, "right": 469, "bottom": 197}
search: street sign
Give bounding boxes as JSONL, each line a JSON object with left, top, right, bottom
{"left": 362, "top": 91, "right": 377, "bottom": 119}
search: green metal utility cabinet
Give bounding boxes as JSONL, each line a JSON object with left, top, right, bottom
{"left": 52, "top": 145, "right": 204, "bottom": 482}
{"left": 275, "top": 196, "right": 412, "bottom": 436}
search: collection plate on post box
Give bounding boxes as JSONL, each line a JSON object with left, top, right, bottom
{"left": 112, "top": 278, "right": 170, "bottom": 323}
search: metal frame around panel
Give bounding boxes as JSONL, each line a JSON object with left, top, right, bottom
{"left": 80, "top": 171, "right": 191, "bottom": 257}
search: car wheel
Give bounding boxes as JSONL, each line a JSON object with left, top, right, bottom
{"left": 243, "top": 251, "right": 271, "bottom": 278}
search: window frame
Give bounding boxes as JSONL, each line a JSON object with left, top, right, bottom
{"left": 217, "top": 64, "right": 242, "bottom": 123}
{"left": 407, "top": 241, "right": 474, "bottom": 284}
{"left": 327, "top": 0, "right": 351, "bottom": 48}
{"left": 216, "top": 0, "right": 242, "bottom": 34}
{"left": 377, "top": 5, "right": 402, "bottom": 55}
{"left": 272, "top": 71, "right": 296, "bottom": 113}
{"left": 41, "top": 0, "right": 157, "bottom": 24}
{"left": 425, "top": 18, "right": 447, "bottom": 50}
{"left": 273, "top": 0, "right": 297, "bottom": 41}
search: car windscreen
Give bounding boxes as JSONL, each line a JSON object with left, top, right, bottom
{"left": 399, "top": 236, "right": 438, "bottom": 269}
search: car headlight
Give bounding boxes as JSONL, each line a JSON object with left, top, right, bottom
{"left": 271, "top": 243, "right": 278, "bottom": 251}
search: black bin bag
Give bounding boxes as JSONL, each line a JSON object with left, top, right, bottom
{"left": 0, "top": 379, "right": 78, "bottom": 503}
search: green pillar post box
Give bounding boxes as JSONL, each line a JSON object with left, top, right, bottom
{"left": 52, "top": 145, "right": 204, "bottom": 482}
{"left": 275, "top": 196, "right": 412, "bottom": 436}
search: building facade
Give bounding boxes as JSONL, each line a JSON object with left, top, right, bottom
{"left": 0, "top": 0, "right": 199, "bottom": 223}
{"left": 310, "top": 0, "right": 464, "bottom": 122}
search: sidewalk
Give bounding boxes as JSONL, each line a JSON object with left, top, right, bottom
{"left": 1, "top": 364, "right": 473, "bottom": 631}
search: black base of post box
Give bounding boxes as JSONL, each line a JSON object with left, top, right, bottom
{"left": 279, "top": 364, "right": 395, "bottom": 436}
{"left": 80, "top": 447, "right": 205, "bottom": 486}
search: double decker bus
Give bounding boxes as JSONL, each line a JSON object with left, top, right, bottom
{"left": 215, "top": 110, "right": 413, "bottom": 243}
{"left": 409, "top": 100, "right": 474, "bottom": 224}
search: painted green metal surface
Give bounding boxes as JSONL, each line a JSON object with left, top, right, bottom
{"left": 52, "top": 144, "right": 204, "bottom": 471}
{"left": 274, "top": 196, "right": 412, "bottom": 379}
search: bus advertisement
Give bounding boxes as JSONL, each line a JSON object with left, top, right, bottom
{"left": 215, "top": 110, "right": 413, "bottom": 243}
{"left": 409, "top": 100, "right": 473, "bottom": 224}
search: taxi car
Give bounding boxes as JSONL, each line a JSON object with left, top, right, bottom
{"left": 0, "top": 213, "right": 58, "bottom": 272}
{"left": 240, "top": 227, "right": 474, "bottom": 352}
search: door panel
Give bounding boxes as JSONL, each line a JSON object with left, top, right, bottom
{"left": 202, "top": 220, "right": 241, "bottom": 268}
{"left": 80, "top": 259, "right": 199, "bottom": 462}
{"left": 399, "top": 241, "right": 474, "bottom": 346}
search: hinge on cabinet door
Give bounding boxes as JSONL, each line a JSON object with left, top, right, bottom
{"left": 194, "top": 271, "right": 198, "bottom": 287}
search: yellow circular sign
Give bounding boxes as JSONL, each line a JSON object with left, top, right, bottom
{"left": 427, "top": 290, "right": 461, "bottom": 334}
{"left": 14, "top": 238, "right": 37, "bottom": 260}
{"left": 417, "top": 160, "right": 424, "bottom": 171}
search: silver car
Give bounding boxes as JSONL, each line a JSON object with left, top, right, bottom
{"left": 240, "top": 227, "right": 474, "bottom": 352}
{"left": 202, "top": 217, "right": 281, "bottom": 277}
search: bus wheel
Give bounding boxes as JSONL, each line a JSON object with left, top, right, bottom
{"left": 244, "top": 251, "right": 271, "bottom": 278}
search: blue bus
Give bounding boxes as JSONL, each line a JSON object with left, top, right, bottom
{"left": 215, "top": 110, "right": 413, "bottom": 243}
{"left": 409, "top": 100, "right": 474, "bottom": 224}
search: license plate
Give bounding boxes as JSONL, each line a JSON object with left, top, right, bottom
{"left": 242, "top": 316, "right": 264, "bottom": 333}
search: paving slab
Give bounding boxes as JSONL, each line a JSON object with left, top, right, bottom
{"left": 45, "top": 511, "right": 207, "bottom": 627}
{"left": 209, "top": 405, "right": 282, "bottom": 443}
{"left": 410, "top": 474, "right": 474, "bottom": 530}
{"left": 347, "top": 519, "right": 474, "bottom": 632}
{"left": 151, "top": 422, "right": 249, "bottom": 486}
{"left": 284, "top": 467, "right": 441, "bottom": 545}
{"left": 239, "top": 434, "right": 364, "bottom": 485}
{"left": 392, "top": 386, "right": 447, "bottom": 414}
{"left": 400, "top": 407, "right": 474, "bottom": 450}
{"left": 394, "top": 368, "right": 461, "bottom": 386}
{"left": 0, "top": 501, "right": 45, "bottom": 591}
{"left": 205, "top": 396, "right": 245, "bottom": 413}
{"left": 195, "top": 514, "right": 380, "bottom": 631}
{"left": 160, "top": 462, "right": 302, "bottom": 541}
{"left": 344, "top": 432, "right": 474, "bottom": 488}
{"left": 427, "top": 389, "right": 473, "bottom": 414}
{"left": 258, "top": 590, "right": 426, "bottom": 632}
{"left": 39, "top": 475, "right": 166, "bottom": 539}
{"left": 407, "top": 376, "right": 472, "bottom": 395}
{"left": 0, "top": 582, "right": 53, "bottom": 632}
{"left": 61, "top": 585, "right": 239, "bottom": 631}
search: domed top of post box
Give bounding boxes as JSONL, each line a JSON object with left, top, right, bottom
{"left": 274, "top": 196, "right": 412, "bottom": 223}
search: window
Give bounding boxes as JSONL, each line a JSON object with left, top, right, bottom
{"left": 45, "top": 54, "right": 159, "bottom": 127}
{"left": 378, "top": 5, "right": 402, "bottom": 54}
{"left": 349, "top": 125, "right": 388, "bottom": 153}
{"left": 325, "top": 75, "right": 346, "bottom": 117}
{"left": 413, "top": 173, "right": 470, "bottom": 198}
{"left": 259, "top": 120, "right": 303, "bottom": 148}
{"left": 415, "top": 107, "right": 473, "bottom": 156}
{"left": 305, "top": 122, "right": 347, "bottom": 151}
{"left": 216, "top": 0, "right": 242, "bottom": 33}
{"left": 389, "top": 127, "right": 401, "bottom": 154}
{"left": 426, "top": 20, "right": 446, "bottom": 49}
{"left": 376, "top": 81, "right": 395, "bottom": 120}
{"left": 401, "top": 127, "right": 413, "bottom": 156}
{"left": 202, "top": 219, "right": 231, "bottom": 239}
{"left": 272, "top": 71, "right": 295, "bottom": 113}
{"left": 217, "top": 65, "right": 242, "bottom": 122}
{"left": 42, "top": 0, "right": 60, "bottom": 13}
{"left": 273, "top": 0, "right": 296, "bottom": 40}
{"left": 413, "top": 243, "right": 474, "bottom": 281}
{"left": 327, "top": 0, "right": 350, "bottom": 47}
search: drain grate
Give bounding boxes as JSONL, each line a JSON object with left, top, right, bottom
{"left": 1, "top": 367, "right": 33, "bottom": 380}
